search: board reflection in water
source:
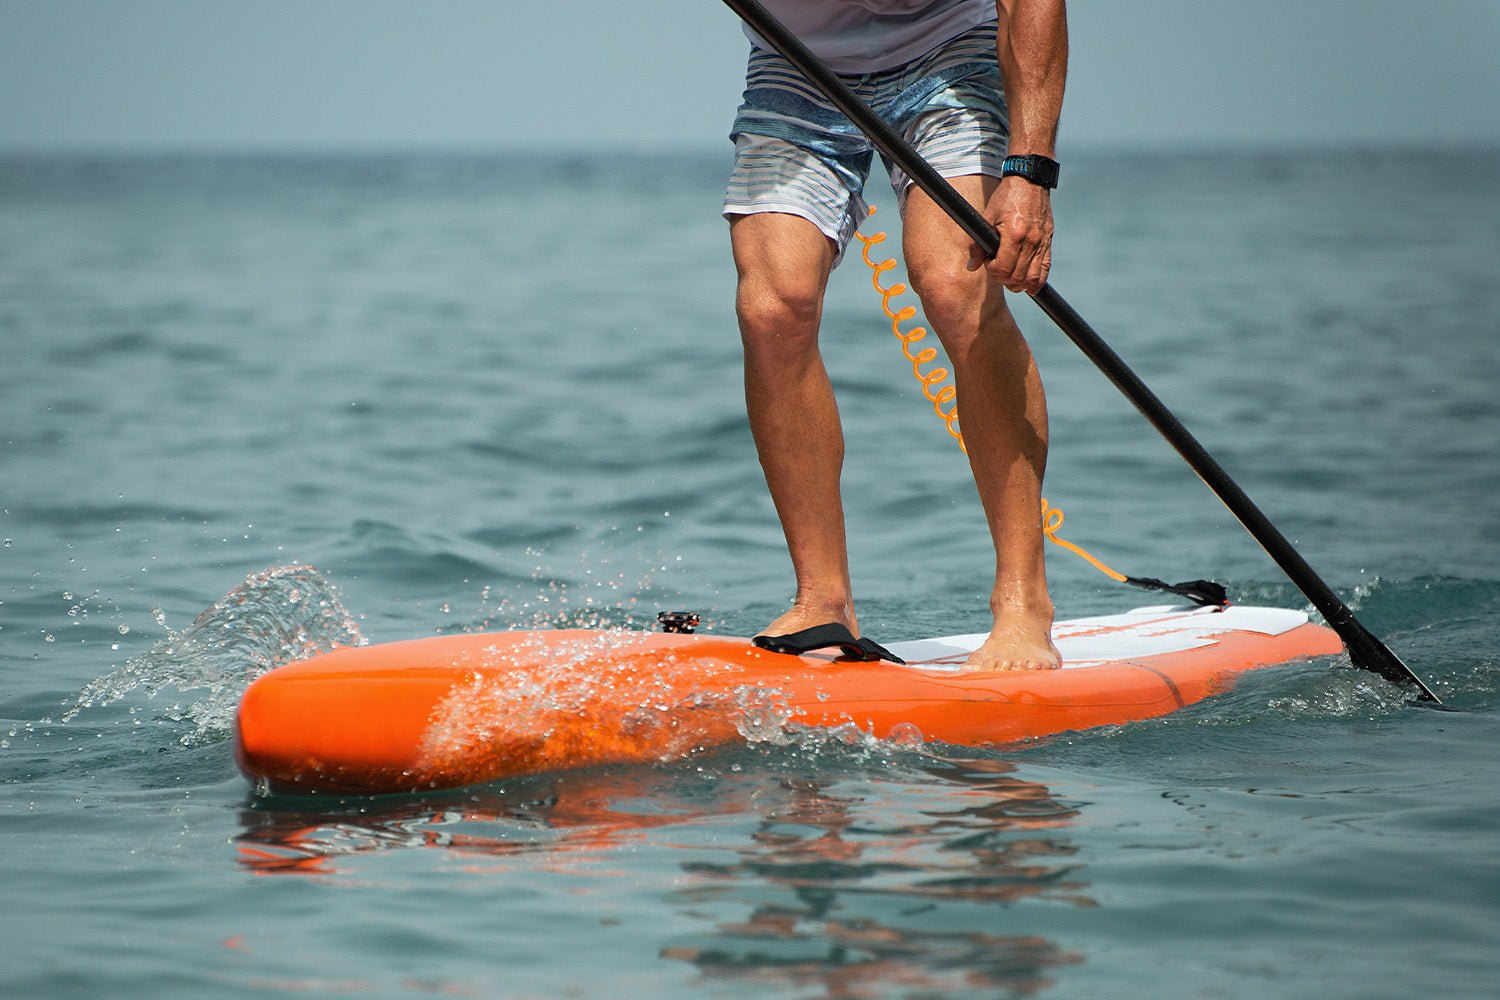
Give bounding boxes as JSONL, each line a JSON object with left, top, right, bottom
{"left": 237, "top": 754, "right": 1089, "bottom": 996}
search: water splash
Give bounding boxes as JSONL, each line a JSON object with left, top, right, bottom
{"left": 729, "top": 685, "right": 938, "bottom": 763}
{"left": 1266, "top": 665, "right": 1412, "bottom": 718}
{"left": 455, "top": 532, "right": 714, "bottom": 636}
{"left": 403, "top": 626, "right": 940, "bottom": 789}
{"left": 62, "top": 565, "right": 364, "bottom": 743}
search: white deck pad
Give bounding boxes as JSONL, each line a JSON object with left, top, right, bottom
{"left": 886, "top": 604, "right": 1314, "bottom": 671}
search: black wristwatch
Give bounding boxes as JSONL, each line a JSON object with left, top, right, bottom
{"left": 1000, "top": 154, "right": 1060, "bottom": 190}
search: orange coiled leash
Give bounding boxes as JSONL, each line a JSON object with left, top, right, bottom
{"left": 1042, "top": 500, "right": 1224, "bottom": 605}
{"left": 856, "top": 209, "right": 1226, "bottom": 608}
{"left": 854, "top": 215, "right": 965, "bottom": 451}
{"left": 1039, "top": 498, "right": 1127, "bottom": 582}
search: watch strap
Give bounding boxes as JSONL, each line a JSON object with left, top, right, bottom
{"left": 1000, "top": 154, "right": 1060, "bottom": 190}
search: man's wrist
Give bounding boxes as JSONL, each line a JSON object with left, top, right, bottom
{"left": 1000, "top": 154, "right": 1060, "bottom": 190}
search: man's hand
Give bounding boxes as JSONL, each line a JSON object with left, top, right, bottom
{"left": 984, "top": 0, "right": 1066, "bottom": 295}
{"left": 967, "top": 175, "right": 1053, "bottom": 295}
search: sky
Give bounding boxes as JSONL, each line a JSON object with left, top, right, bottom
{"left": 1, "top": 0, "right": 1498, "bottom": 153}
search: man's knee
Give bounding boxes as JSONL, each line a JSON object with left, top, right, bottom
{"left": 736, "top": 275, "right": 823, "bottom": 345}
{"left": 731, "top": 213, "right": 836, "bottom": 350}
{"left": 908, "top": 260, "right": 990, "bottom": 336}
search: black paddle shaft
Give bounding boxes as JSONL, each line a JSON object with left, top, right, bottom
{"left": 721, "top": 0, "right": 1440, "bottom": 702}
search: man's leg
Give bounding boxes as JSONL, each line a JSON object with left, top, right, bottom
{"left": 729, "top": 211, "right": 859, "bottom": 638}
{"left": 901, "top": 175, "right": 1061, "bottom": 670}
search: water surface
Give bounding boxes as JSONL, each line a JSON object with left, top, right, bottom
{"left": 2, "top": 148, "right": 1497, "bottom": 998}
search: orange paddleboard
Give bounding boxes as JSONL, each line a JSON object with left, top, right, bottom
{"left": 235, "top": 604, "right": 1341, "bottom": 795}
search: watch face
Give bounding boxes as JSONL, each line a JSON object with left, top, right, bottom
{"left": 1004, "top": 155, "right": 1059, "bottom": 189}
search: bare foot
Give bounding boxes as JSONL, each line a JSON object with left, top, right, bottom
{"left": 963, "top": 614, "right": 1062, "bottom": 672}
{"left": 759, "top": 596, "right": 856, "bottom": 639}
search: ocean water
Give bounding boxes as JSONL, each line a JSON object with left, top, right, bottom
{"left": 1, "top": 147, "right": 1497, "bottom": 999}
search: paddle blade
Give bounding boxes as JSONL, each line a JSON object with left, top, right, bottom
{"left": 1339, "top": 619, "right": 1441, "bottom": 703}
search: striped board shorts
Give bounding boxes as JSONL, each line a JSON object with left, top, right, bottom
{"left": 723, "top": 21, "right": 1010, "bottom": 264}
